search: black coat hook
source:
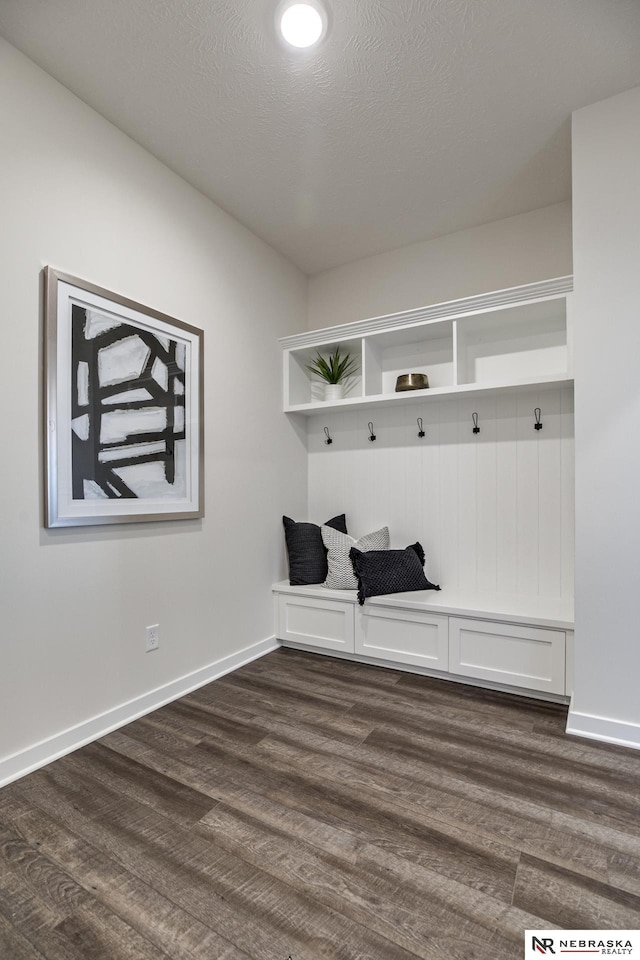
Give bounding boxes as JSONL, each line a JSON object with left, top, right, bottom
{"left": 323, "top": 426, "right": 333, "bottom": 445}
{"left": 367, "top": 421, "right": 376, "bottom": 442}
{"left": 472, "top": 412, "right": 480, "bottom": 434}
{"left": 417, "top": 417, "right": 425, "bottom": 438}
{"left": 534, "top": 407, "right": 543, "bottom": 431}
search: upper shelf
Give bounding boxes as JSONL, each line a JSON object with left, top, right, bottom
{"left": 280, "top": 276, "right": 573, "bottom": 415}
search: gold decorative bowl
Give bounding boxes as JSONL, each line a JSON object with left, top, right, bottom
{"left": 395, "top": 373, "right": 429, "bottom": 392}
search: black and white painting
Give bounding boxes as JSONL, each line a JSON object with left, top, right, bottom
{"left": 71, "top": 305, "right": 187, "bottom": 501}
{"left": 45, "top": 269, "right": 204, "bottom": 527}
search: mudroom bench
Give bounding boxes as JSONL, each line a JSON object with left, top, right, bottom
{"left": 273, "top": 582, "right": 574, "bottom": 701}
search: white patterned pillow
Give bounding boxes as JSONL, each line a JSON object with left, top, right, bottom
{"left": 321, "top": 525, "right": 390, "bottom": 589}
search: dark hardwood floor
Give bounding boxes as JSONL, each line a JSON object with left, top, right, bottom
{"left": 1, "top": 647, "right": 640, "bottom": 959}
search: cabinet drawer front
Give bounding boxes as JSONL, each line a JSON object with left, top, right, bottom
{"left": 278, "top": 595, "right": 355, "bottom": 652}
{"left": 449, "top": 617, "right": 565, "bottom": 694}
{"left": 356, "top": 606, "right": 448, "bottom": 669}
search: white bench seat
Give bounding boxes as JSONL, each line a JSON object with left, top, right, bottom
{"left": 272, "top": 581, "right": 574, "bottom": 630}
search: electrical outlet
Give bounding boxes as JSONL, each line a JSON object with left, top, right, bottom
{"left": 145, "top": 624, "right": 159, "bottom": 652}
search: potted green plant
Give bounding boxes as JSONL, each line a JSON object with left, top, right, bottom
{"left": 306, "top": 346, "right": 359, "bottom": 401}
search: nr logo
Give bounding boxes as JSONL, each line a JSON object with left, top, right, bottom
{"left": 531, "top": 937, "right": 555, "bottom": 955}
{"left": 532, "top": 937, "right": 556, "bottom": 954}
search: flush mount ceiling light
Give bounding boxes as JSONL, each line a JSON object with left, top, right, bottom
{"left": 276, "top": 0, "right": 328, "bottom": 49}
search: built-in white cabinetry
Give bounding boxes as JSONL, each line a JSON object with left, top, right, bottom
{"left": 276, "top": 592, "right": 354, "bottom": 652}
{"left": 448, "top": 617, "right": 566, "bottom": 695}
{"left": 273, "top": 583, "right": 573, "bottom": 701}
{"left": 356, "top": 605, "right": 449, "bottom": 670}
{"left": 276, "top": 276, "right": 575, "bottom": 702}
{"left": 281, "top": 277, "right": 573, "bottom": 414}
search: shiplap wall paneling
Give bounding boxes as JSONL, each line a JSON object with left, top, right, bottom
{"left": 496, "top": 392, "right": 518, "bottom": 595}
{"left": 419, "top": 406, "right": 441, "bottom": 584}
{"left": 560, "top": 388, "right": 575, "bottom": 601}
{"left": 536, "top": 389, "right": 561, "bottom": 598}
{"left": 516, "top": 390, "right": 542, "bottom": 595}
{"left": 307, "top": 388, "right": 573, "bottom": 600}
{"left": 476, "top": 395, "right": 499, "bottom": 593}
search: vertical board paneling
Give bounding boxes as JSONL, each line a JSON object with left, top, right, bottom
{"left": 457, "top": 398, "right": 478, "bottom": 592}
{"left": 350, "top": 411, "right": 374, "bottom": 535}
{"left": 516, "top": 391, "right": 540, "bottom": 595}
{"left": 476, "top": 394, "right": 498, "bottom": 593}
{"left": 335, "top": 413, "right": 354, "bottom": 526}
{"left": 439, "top": 401, "right": 460, "bottom": 591}
{"left": 307, "top": 417, "right": 333, "bottom": 521}
{"left": 496, "top": 393, "right": 518, "bottom": 594}
{"left": 561, "top": 389, "right": 575, "bottom": 598}
{"left": 402, "top": 405, "right": 424, "bottom": 547}
{"left": 537, "top": 390, "right": 562, "bottom": 597}
{"left": 306, "top": 388, "right": 573, "bottom": 600}
{"left": 421, "top": 406, "right": 441, "bottom": 582}
{"left": 372, "top": 406, "right": 398, "bottom": 535}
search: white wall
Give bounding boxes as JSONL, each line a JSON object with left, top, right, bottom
{"left": 0, "top": 38, "right": 307, "bottom": 782}
{"left": 308, "top": 390, "right": 574, "bottom": 600}
{"left": 569, "top": 84, "right": 640, "bottom": 749}
{"left": 308, "top": 203, "right": 573, "bottom": 330}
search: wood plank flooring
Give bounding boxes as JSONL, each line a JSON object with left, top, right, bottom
{"left": 1, "top": 647, "right": 640, "bottom": 959}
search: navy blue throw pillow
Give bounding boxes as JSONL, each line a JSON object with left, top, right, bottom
{"left": 349, "top": 541, "right": 440, "bottom": 605}
{"left": 283, "top": 514, "right": 348, "bottom": 585}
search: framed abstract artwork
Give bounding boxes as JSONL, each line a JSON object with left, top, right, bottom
{"left": 44, "top": 268, "right": 204, "bottom": 527}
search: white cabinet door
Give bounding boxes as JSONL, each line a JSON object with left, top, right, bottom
{"left": 356, "top": 604, "right": 449, "bottom": 670}
{"left": 277, "top": 595, "right": 355, "bottom": 652}
{"left": 449, "top": 617, "right": 565, "bottom": 694}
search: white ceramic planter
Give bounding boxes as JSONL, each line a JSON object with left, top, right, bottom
{"left": 324, "top": 383, "right": 344, "bottom": 401}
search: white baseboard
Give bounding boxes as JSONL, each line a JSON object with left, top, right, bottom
{"left": 0, "top": 636, "right": 279, "bottom": 788}
{"left": 566, "top": 703, "right": 640, "bottom": 751}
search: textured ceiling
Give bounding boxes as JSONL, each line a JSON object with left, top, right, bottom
{"left": 2, "top": 0, "right": 640, "bottom": 274}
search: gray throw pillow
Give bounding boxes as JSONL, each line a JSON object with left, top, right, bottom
{"left": 321, "top": 525, "right": 390, "bottom": 589}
